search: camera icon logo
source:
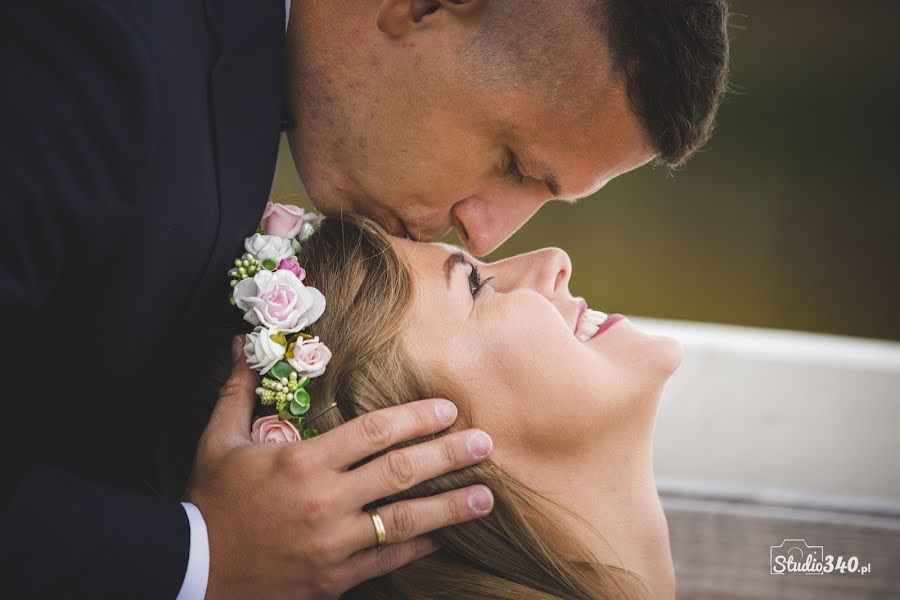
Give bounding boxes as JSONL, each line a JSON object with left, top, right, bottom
{"left": 770, "top": 539, "right": 825, "bottom": 575}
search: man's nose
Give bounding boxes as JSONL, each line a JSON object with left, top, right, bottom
{"left": 450, "top": 192, "right": 546, "bottom": 257}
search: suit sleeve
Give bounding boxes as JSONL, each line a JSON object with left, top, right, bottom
{"left": 0, "top": 3, "right": 191, "bottom": 598}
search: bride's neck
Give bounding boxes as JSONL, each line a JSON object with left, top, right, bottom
{"left": 518, "top": 412, "right": 675, "bottom": 597}
{"left": 529, "top": 423, "right": 659, "bottom": 531}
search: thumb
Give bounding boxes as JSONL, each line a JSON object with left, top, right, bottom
{"left": 206, "top": 336, "right": 258, "bottom": 450}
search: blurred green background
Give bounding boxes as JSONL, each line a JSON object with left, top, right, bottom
{"left": 272, "top": 0, "right": 900, "bottom": 341}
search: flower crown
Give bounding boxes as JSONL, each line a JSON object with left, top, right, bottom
{"left": 228, "top": 202, "right": 332, "bottom": 443}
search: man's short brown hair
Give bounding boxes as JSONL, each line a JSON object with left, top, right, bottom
{"left": 472, "top": 0, "right": 731, "bottom": 168}
{"left": 595, "top": 0, "right": 730, "bottom": 167}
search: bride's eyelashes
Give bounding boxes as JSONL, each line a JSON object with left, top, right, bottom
{"left": 468, "top": 263, "right": 494, "bottom": 299}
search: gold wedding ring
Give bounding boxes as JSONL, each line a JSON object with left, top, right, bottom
{"left": 368, "top": 509, "right": 388, "bottom": 551}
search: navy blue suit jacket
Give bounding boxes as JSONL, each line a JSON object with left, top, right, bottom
{"left": 0, "top": 1, "right": 284, "bottom": 596}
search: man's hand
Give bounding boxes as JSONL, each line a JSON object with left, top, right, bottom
{"left": 187, "top": 338, "right": 494, "bottom": 599}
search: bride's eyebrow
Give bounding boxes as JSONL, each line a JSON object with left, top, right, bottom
{"left": 443, "top": 251, "right": 469, "bottom": 289}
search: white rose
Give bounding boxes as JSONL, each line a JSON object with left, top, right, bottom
{"left": 243, "top": 327, "right": 286, "bottom": 374}
{"left": 287, "top": 337, "right": 332, "bottom": 378}
{"left": 233, "top": 269, "right": 326, "bottom": 332}
{"left": 244, "top": 233, "right": 295, "bottom": 262}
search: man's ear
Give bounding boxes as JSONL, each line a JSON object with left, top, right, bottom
{"left": 376, "top": 0, "right": 485, "bottom": 37}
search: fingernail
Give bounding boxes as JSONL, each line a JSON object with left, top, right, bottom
{"left": 435, "top": 400, "right": 457, "bottom": 424}
{"left": 231, "top": 336, "right": 243, "bottom": 363}
{"left": 468, "top": 487, "right": 493, "bottom": 513}
{"left": 466, "top": 431, "right": 492, "bottom": 458}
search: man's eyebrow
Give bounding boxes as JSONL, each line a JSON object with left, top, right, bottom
{"left": 443, "top": 252, "right": 468, "bottom": 289}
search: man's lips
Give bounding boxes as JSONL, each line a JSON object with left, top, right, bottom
{"left": 389, "top": 217, "right": 418, "bottom": 241}
{"left": 391, "top": 216, "right": 455, "bottom": 243}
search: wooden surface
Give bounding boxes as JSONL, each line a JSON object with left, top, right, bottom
{"left": 661, "top": 491, "right": 900, "bottom": 599}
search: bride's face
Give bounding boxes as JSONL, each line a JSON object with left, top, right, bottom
{"left": 391, "top": 238, "right": 682, "bottom": 462}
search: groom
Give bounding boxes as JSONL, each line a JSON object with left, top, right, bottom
{"left": 0, "top": 1, "right": 728, "bottom": 598}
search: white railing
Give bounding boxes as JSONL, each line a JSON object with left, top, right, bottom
{"left": 633, "top": 318, "right": 900, "bottom": 509}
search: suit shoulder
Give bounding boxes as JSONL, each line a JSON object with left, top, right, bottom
{"left": 1, "top": 0, "right": 161, "bottom": 209}
{"left": 0, "top": 0, "right": 164, "bottom": 307}
{"left": 1, "top": 0, "right": 160, "bottom": 136}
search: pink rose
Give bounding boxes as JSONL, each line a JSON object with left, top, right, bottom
{"left": 233, "top": 269, "right": 325, "bottom": 332}
{"left": 287, "top": 337, "right": 332, "bottom": 378}
{"left": 251, "top": 415, "right": 301, "bottom": 444}
{"left": 260, "top": 202, "right": 307, "bottom": 239}
{"left": 275, "top": 257, "right": 306, "bottom": 281}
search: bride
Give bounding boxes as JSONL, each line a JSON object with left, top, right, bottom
{"left": 232, "top": 214, "right": 681, "bottom": 599}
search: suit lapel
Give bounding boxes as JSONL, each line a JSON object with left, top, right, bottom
{"left": 204, "top": 0, "right": 285, "bottom": 268}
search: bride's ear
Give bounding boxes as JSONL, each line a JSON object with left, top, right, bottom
{"left": 376, "top": 0, "right": 486, "bottom": 37}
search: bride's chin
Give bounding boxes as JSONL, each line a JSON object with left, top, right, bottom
{"left": 653, "top": 335, "right": 684, "bottom": 376}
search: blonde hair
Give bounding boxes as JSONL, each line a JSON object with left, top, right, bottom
{"left": 295, "top": 214, "right": 648, "bottom": 599}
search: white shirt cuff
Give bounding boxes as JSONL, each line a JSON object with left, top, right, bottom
{"left": 177, "top": 502, "right": 210, "bottom": 600}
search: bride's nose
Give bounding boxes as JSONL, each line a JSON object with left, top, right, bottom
{"left": 492, "top": 248, "right": 572, "bottom": 300}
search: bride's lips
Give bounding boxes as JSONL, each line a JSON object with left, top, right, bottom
{"left": 590, "top": 313, "right": 625, "bottom": 339}
{"left": 574, "top": 299, "right": 587, "bottom": 334}
{"left": 574, "top": 304, "right": 625, "bottom": 342}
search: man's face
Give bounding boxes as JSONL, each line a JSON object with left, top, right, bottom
{"left": 285, "top": 1, "right": 655, "bottom": 257}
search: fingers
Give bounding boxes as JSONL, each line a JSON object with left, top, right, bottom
{"left": 205, "top": 336, "right": 257, "bottom": 450}
{"left": 339, "top": 429, "right": 493, "bottom": 506}
{"left": 311, "top": 398, "right": 462, "bottom": 469}
{"left": 336, "top": 535, "right": 441, "bottom": 590}
{"left": 344, "top": 485, "right": 493, "bottom": 553}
